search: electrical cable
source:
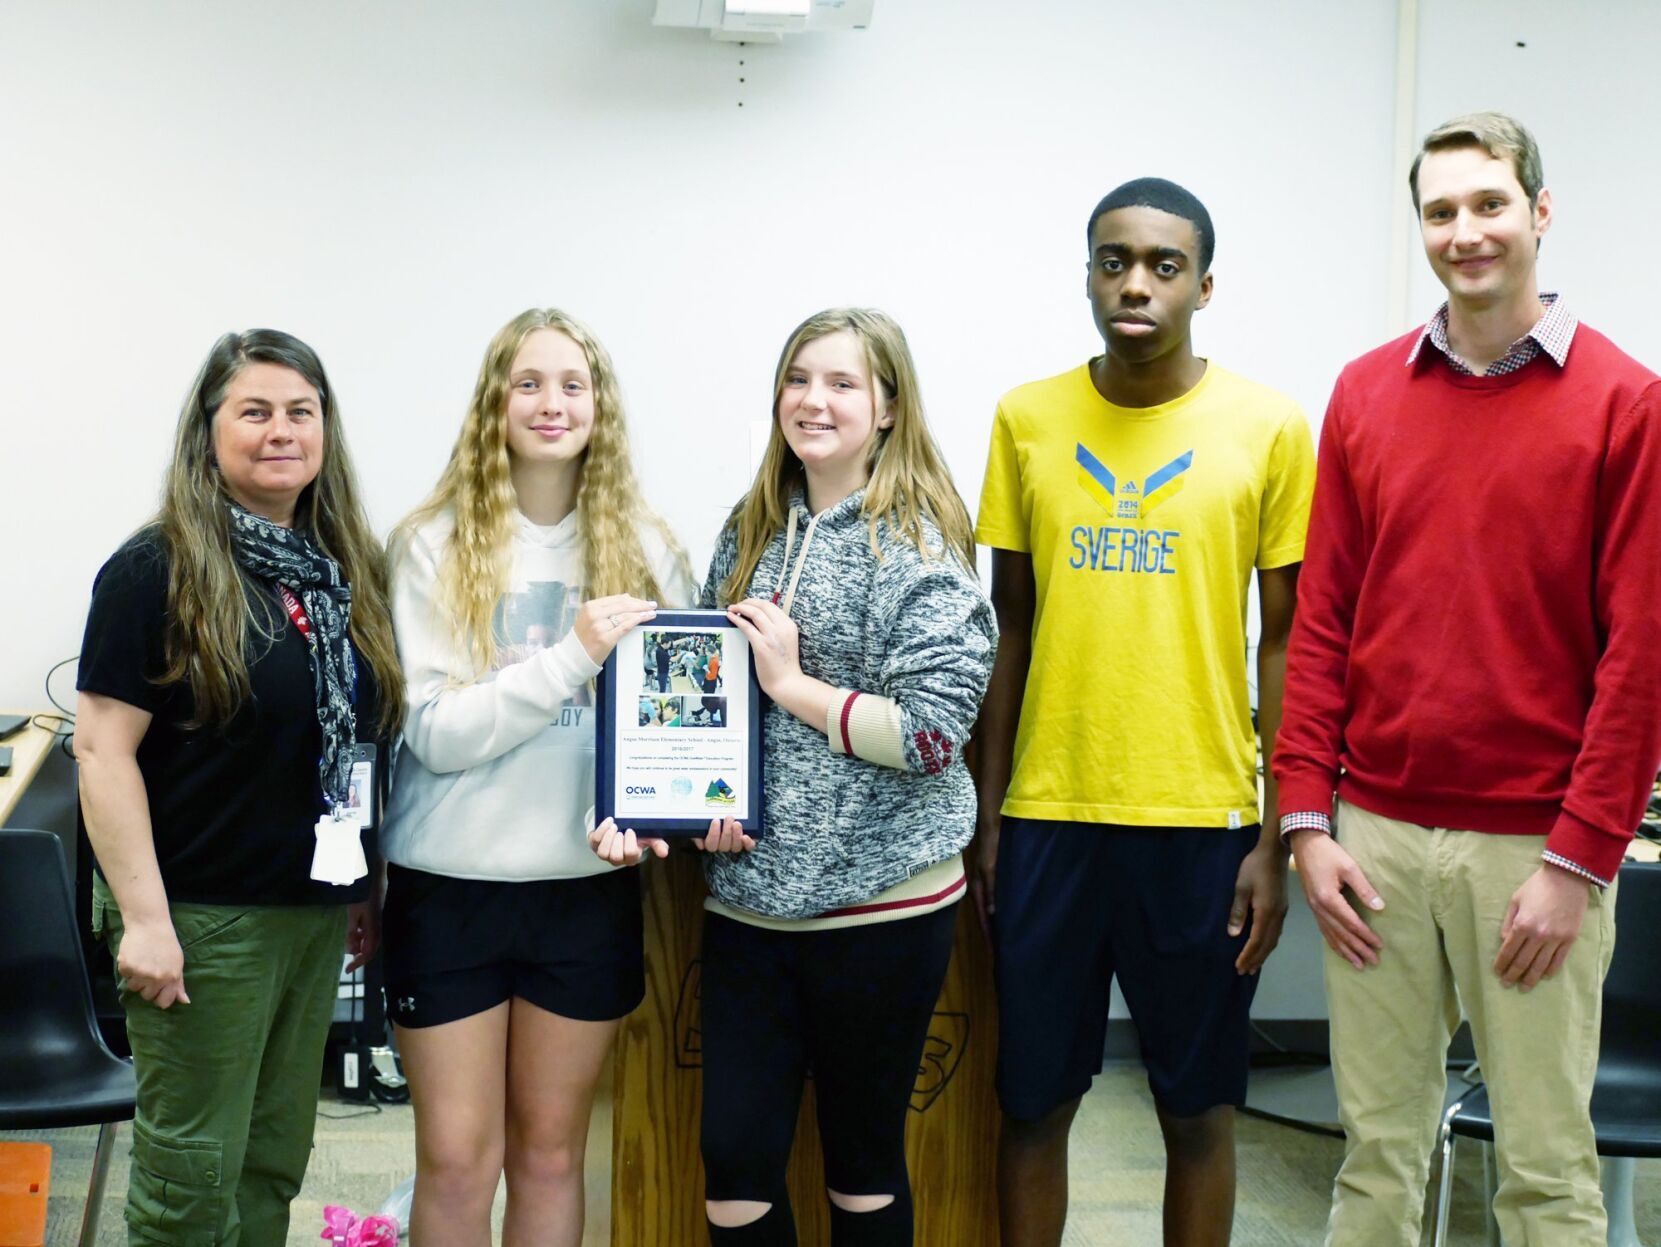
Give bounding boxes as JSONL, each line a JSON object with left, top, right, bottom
{"left": 318, "top": 951, "right": 380, "bottom": 1120}
{"left": 38, "top": 656, "right": 79, "bottom": 758}
{"left": 1248, "top": 1021, "right": 1327, "bottom": 1067}
{"left": 317, "top": 1101, "right": 382, "bottom": 1121}
{"left": 44, "top": 655, "right": 78, "bottom": 717}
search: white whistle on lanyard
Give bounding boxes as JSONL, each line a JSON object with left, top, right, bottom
{"left": 311, "top": 809, "right": 369, "bottom": 885}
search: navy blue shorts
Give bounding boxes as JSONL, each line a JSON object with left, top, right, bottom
{"left": 993, "top": 817, "right": 1261, "bottom": 1120}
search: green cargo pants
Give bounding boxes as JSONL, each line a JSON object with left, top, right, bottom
{"left": 94, "top": 876, "right": 347, "bottom": 1246}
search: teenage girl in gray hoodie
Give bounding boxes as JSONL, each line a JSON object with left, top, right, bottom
{"left": 597, "top": 307, "right": 996, "bottom": 1245}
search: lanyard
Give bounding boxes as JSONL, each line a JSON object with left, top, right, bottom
{"left": 279, "top": 583, "right": 357, "bottom": 700}
{"left": 278, "top": 585, "right": 313, "bottom": 642}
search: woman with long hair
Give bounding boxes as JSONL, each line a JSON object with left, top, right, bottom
{"left": 75, "top": 329, "right": 402, "bottom": 1246}
{"left": 594, "top": 307, "right": 997, "bottom": 1245}
{"left": 380, "top": 307, "right": 715, "bottom": 1246}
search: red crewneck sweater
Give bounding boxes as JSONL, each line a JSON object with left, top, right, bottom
{"left": 1274, "top": 324, "right": 1661, "bottom": 882}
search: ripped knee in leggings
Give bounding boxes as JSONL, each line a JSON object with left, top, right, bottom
{"left": 706, "top": 1198, "right": 774, "bottom": 1228}
{"left": 826, "top": 1189, "right": 896, "bottom": 1212}
{"left": 705, "top": 1197, "right": 796, "bottom": 1244}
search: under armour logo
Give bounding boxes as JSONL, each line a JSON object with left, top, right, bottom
{"left": 396, "top": 996, "right": 416, "bottom": 1013}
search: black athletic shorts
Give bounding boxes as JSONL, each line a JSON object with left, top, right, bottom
{"left": 993, "top": 817, "right": 1261, "bottom": 1120}
{"left": 382, "top": 863, "right": 644, "bottom": 1028}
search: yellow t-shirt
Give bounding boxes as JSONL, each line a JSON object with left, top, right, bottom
{"left": 975, "top": 362, "right": 1315, "bottom": 826}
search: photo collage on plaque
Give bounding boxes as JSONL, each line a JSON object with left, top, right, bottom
{"left": 638, "top": 630, "right": 727, "bottom": 729}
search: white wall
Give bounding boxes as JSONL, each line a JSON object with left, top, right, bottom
{"left": 1411, "top": 0, "right": 1661, "bottom": 359}
{"left": 1, "top": 0, "right": 1401, "bottom": 709}
{"left": 8, "top": 0, "right": 1657, "bottom": 714}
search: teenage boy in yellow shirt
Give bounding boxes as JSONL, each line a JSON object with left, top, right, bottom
{"left": 974, "top": 178, "right": 1315, "bottom": 1247}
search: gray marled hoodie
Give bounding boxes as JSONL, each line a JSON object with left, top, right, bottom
{"left": 698, "top": 488, "right": 997, "bottom": 919}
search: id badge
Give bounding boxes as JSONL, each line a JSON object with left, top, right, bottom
{"left": 341, "top": 743, "right": 377, "bottom": 829}
{"left": 311, "top": 812, "right": 369, "bottom": 886}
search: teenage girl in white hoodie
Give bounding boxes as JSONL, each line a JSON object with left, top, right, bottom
{"left": 380, "top": 308, "right": 698, "bottom": 1247}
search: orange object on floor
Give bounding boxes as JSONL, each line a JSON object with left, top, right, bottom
{"left": 0, "top": 1142, "right": 51, "bottom": 1247}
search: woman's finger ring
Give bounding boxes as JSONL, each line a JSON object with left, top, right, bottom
{"left": 608, "top": 614, "right": 619, "bottom": 629}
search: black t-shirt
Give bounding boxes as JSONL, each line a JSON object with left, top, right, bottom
{"left": 77, "top": 530, "right": 382, "bottom": 905}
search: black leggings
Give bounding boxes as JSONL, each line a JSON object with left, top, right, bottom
{"left": 700, "top": 904, "right": 959, "bottom": 1246}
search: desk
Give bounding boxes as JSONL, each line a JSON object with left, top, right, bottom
{"left": 0, "top": 711, "right": 62, "bottom": 826}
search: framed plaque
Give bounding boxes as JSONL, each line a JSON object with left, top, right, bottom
{"left": 595, "top": 609, "right": 766, "bottom": 836}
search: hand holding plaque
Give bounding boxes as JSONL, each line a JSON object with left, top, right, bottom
{"left": 594, "top": 610, "right": 767, "bottom": 836}
{"left": 572, "top": 593, "right": 660, "bottom": 664}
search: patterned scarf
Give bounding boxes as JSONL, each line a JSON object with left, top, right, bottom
{"left": 226, "top": 503, "right": 358, "bottom": 807}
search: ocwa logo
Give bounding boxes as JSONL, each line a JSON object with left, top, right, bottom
{"left": 625, "top": 785, "right": 657, "bottom": 797}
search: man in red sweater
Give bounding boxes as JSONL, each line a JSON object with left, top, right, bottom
{"left": 1273, "top": 111, "right": 1661, "bottom": 1246}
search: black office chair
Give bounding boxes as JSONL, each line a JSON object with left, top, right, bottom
{"left": 1431, "top": 859, "right": 1661, "bottom": 1247}
{"left": 0, "top": 829, "right": 136, "bottom": 1247}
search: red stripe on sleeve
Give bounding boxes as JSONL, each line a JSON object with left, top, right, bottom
{"left": 838, "top": 692, "right": 859, "bottom": 755}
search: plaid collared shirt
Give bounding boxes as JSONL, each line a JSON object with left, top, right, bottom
{"left": 1404, "top": 292, "right": 1577, "bottom": 376}
{"left": 1281, "top": 293, "right": 1608, "bottom": 886}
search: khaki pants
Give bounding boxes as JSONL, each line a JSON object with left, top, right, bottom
{"left": 94, "top": 877, "right": 347, "bottom": 1247}
{"left": 1322, "top": 799, "right": 1616, "bottom": 1247}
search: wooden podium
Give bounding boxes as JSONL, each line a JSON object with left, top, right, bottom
{"left": 610, "top": 851, "right": 1000, "bottom": 1244}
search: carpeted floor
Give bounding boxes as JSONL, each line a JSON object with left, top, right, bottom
{"left": 11, "top": 1063, "right": 1657, "bottom": 1244}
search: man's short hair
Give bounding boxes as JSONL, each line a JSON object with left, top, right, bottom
{"left": 1409, "top": 111, "right": 1544, "bottom": 209}
{"left": 1087, "top": 178, "right": 1215, "bottom": 272}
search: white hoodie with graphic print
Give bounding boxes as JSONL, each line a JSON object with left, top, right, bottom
{"left": 381, "top": 509, "right": 693, "bottom": 881}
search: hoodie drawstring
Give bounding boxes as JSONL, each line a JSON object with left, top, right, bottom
{"left": 769, "top": 506, "right": 820, "bottom": 615}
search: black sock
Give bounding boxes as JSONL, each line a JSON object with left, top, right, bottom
{"left": 828, "top": 1189, "right": 913, "bottom": 1247}
{"left": 707, "top": 1200, "right": 798, "bottom": 1246}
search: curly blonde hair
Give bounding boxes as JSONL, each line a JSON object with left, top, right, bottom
{"left": 401, "top": 308, "right": 687, "bottom": 674}
{"left": 720, "top": 307, "right": 976, "bottom": 604}
{"left": 155, "top": 330, "right": 404, "bottom": 736}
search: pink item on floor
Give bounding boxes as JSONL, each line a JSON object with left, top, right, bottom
{"left": 320, "top": 1204, "right": 400, "bottom": 1245}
